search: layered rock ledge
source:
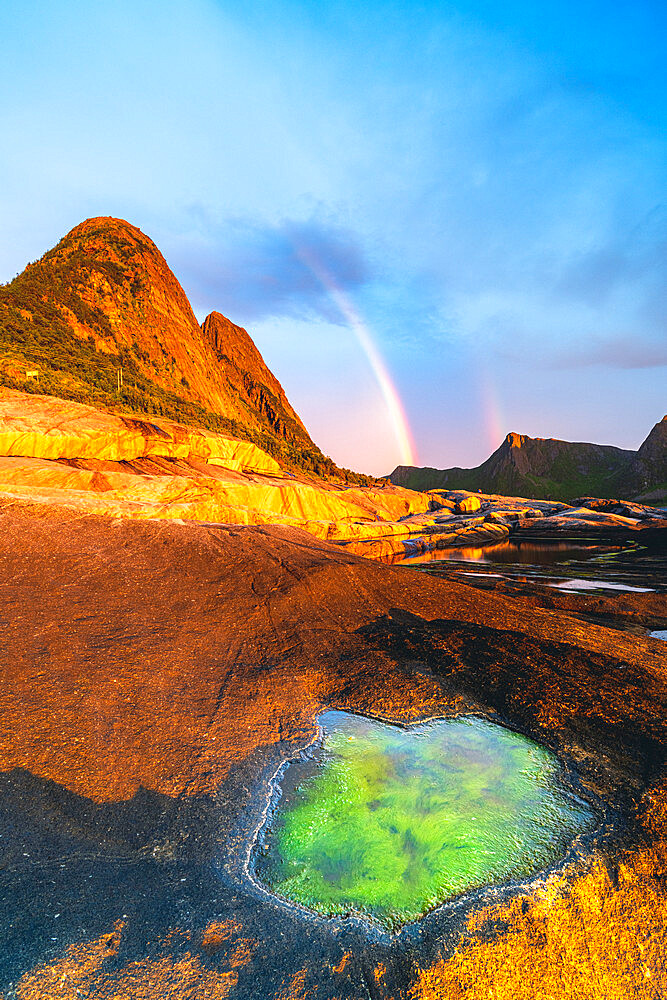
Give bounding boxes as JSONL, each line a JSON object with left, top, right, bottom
{"left": 2, "top": 392, "right": 665, "bottom": 557}
{"left": 0, "top": 390, "right": 431, "bottom": 541}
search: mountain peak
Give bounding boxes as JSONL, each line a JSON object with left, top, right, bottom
{"left": 203, "top": 310, "right": 264, "bottom": 360}
{"left": 0, "top": 217, "right": 329, "bottom": 474}
{"left": 67, "top": 215, "right": 151, "bottom": 239}
{"left": 49, "top": 217, "right": 166, "bottom": 267}
{"left": 505, "top": 432, "right": 526, "bottom": 448}
{"left": 201, "top": 311, "right": 308, "bottom": 436}
{"left": 389, "top": 422, "right": 664, "bottom": 502}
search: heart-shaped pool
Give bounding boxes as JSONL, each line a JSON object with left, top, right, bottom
{"left": 254, "top": 711, "right": 596, "bottom": 930}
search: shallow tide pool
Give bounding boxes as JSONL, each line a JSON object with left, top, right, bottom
{"left": 254, "top": 712, "right": 595, "bottom": 930}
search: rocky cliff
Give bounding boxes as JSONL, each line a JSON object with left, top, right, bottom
{"left": 0, "top": 217, "right": 345, "bottom": 477}
{"left": 390, "top": 422, "right": 667, "bottom": 502}
{"left": 628, "top": 416, "right": 667, "bottom": 500}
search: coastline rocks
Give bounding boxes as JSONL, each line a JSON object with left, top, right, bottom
{"left": 340, "top": 517, "right": 511, "bottom": 563}
{"left": 342, "top": 489, "right": 667, "bottom": 562}
{"left": 516, "top": 508, "right": 649, "bottom": 535}
{"left": 0, "top": 389, "right": 281, "bottom": 473}
{"left": 573, "top": 497, "right": 667, "bottom": 520}
{"left": 429, "top": 521, "right": 510, "bottom": 549}
{"left": 0, "top": 392, "right": 665, "bottom": 553}
{"left": 428, "top": 496, "right": 457, "bottom": 512}
{"left": 456, "top": 495, "right": 482, "bottom": 513}
{"left": 448, "top": 521, "right": 509, "bottom": 544}
{"left": 0, "top": 390, "right": 432, "bottom": 542}
{"left": 424, "top": 490, "right": 667, "bottom": 540}
{"left": 0, "top": 455, "right": 429, "bottom": 542}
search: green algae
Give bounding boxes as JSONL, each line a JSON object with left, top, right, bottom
{"left": 255, "top": 712, "right": 595, "bottom": 930}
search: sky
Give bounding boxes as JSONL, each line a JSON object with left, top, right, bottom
{"left": 0, "top": 0, "right": 665, "bottom": 476}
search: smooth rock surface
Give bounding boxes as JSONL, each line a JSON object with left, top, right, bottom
{"left": 0, "top": 501, "right": 664, "bottom": 998}
{"left": 0, "top": 390, "right": 431, "bottom": 541}
{"left": 0, "top": 389, "right": 281, "bottom": 472}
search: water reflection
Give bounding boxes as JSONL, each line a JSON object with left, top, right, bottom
{"left": 549, "top": 579, "right": 653, "bottom": 593}
{"left": 340, "top": 538, "right": 622, "bottom": 567}
{"left": 402, "top": 540, "right": 620, "bottom": 567}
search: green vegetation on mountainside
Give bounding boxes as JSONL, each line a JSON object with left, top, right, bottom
{"left": 391, "top": 435, "right": 643, "bottom": 502}
{"left": 394, "top": 463, "right": 627, "bottom": 502}
{"left": 0, "top": 239, "right": 374, "bottom": 484}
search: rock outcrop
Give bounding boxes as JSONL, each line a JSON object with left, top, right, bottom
{"left": 0, "top": 217, "right": 336, "bottom": 475}
{"left": 2, "top": 391, "right": 664, "bottom": 552}
{"left": 0, "top": 389, "right": 429, "bottom": 541}
{"left": 343, "top": 487, "right": 667, "bottom": 564}
{"left": 0, "top": 389, "right": 281, "bottom": 472}
{"left": 390, "top": 421, "right": 667, "bottom": 503}
{"left": 0, "top": 501, "right": 664, "bottom": 997}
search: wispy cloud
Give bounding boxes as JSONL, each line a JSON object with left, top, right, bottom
{"left": 167, "top": 212, "right": 372, "bottom": 323}
{"left": 551, "top": 206, "right": 667, "bottom": 308}
{"left": 2, "top": 0, "right": 665, "bottom": 469}
{"left": 550, "top": 334, "right": 667, "bottom": 370}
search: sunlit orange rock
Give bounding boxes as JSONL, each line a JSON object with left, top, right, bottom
{"left": 455, "top": 494, "right": 482, "bottom": 513}
{"left": 0, "top": 389, "right": 281, "bottom": 472}
{"left": 0, "top": 390, "right": 433, "bottom": 541}
{"left": 0, "top": 499, "right": 664, "bottom": 997}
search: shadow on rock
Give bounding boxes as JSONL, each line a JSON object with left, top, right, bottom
{"left": 356, "top": 609, "right": 666, "bottom": 809}
{"left": 0, "top": 757, "right": 419, "bottom": 999}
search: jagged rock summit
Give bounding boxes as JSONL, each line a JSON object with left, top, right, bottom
{"left": 390, "top": 422, "right": 667, "bottom": 503}
{"left": 201, "top": 310, "right": 308, "bottom": 440}
{"left": 631, "top": 415, "right": 667, "bottom": 498}
{"left": 0, "top": 217, "right": 330, "bottom": 474}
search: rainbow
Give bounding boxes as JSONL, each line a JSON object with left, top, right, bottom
{"left": 478, "top": 363, "right": 506, "bottom": 454}
{"left": 296, "top": 246, "right": 417, "bottom": 467}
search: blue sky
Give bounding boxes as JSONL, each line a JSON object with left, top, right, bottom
{"left": 1, "top": 0, "right": 665, "bottom": 474}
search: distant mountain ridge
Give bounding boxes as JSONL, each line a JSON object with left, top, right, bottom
{"left": 0, "top": 217, "right": 355, "bottom": 477}
{"left": 389, "top": 420, "right": 667, "bottom": 502}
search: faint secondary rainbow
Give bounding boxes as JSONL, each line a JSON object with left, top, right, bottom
{"left": 296, "top": 247, "right": 417, "bottom": 467}
{"left": 479, "top": 368, "right": 506, "bottom": 452}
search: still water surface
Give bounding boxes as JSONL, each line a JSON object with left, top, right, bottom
{"left": 256, "top": 711, "right": 594, "bottom": 930}
{"left": 402, "top": 540, "right": 617, "bottom": 566}
{"left": 400, "top": 538, "right": 666, "bottom": 596}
